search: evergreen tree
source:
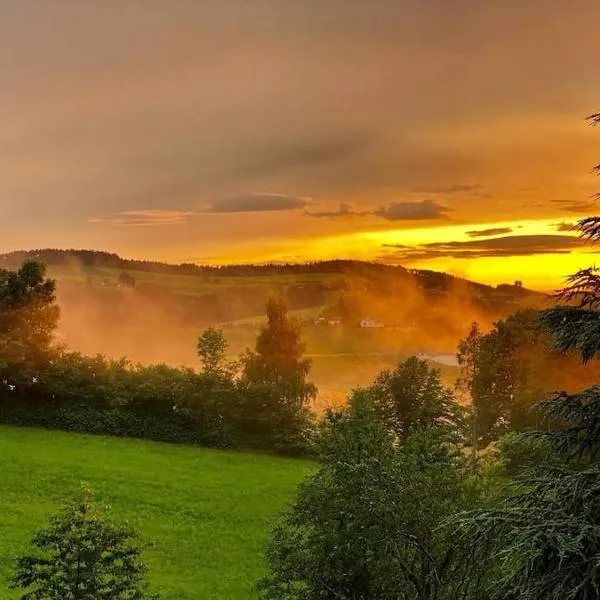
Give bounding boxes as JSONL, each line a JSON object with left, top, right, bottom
{"left": 456, "top": 112, "right": 600, "bottom": 600}
{"left": 12, "top": 489, "right": 158, "bottom": 599}
{"left": 242, "top": 298, "right": 316, "bottom": 407}
{"left": 238, "top": 299, "right": 317, "bottom": 453}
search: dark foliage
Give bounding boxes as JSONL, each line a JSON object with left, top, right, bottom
{"left": 454, "top": 113, "right": 600, "bottom": 600}
{"left": 365, "top": 356, "right": 465, "bottom": 441}
{"left": 0, "top": 261, "right": 60, "bottom": 392}
{"left": 240, "top": 298, "right": 317, "bottom": 454}
{"left": 259, "top": 392, "right": 488, "bottom": 600}
{"left": 457, "top": 310, "right": 595, "bottom": 445}
{"left": 0, "top": 262, "right": 316, "bottom": 455}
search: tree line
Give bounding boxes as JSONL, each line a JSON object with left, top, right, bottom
{"left": 0, "top": 263, "right": 317, "bottom": 455}
{"left": 1, "top": 250, "right": 409, "bottom": 278}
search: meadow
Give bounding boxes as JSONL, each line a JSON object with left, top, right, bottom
{"left": 0, "top": 425, "right": 314, "bottom": 599}
{"left": 45, "top": 264, "right": 344, "bottom": 297}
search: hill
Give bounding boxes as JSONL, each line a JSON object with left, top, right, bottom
{"left": 0, "top": 249, "right": 546, "bottom": 399}
{"left": 0, "top": 247, "right": 543, "bottom": 306}
{"left": 0, "top": 425, "right": 314, "bottom": 599}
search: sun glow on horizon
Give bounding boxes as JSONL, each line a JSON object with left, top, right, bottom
{"left": 156, "top": 217, "right": 592, "bottom": 291}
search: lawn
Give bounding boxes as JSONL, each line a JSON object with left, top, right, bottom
{"left": 0, "top": 426, "right": 314, "bottom": 599}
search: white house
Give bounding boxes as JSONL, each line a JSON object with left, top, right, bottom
{"left": 360, "top": 317, "right": 384, "bottom": 328}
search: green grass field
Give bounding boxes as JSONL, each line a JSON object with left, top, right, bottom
{"left": 46, "top": 264, "right": 343, "bottom": 297}
{"left": 0, "top": 426, "right": 314, "bottom": 599}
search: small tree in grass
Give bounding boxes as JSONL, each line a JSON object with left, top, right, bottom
{"left": 12, "top": 487, "right": 158, "bottom": 600}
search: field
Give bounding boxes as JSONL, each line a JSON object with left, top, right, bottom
{"left": 45, "top": 264, "right": 344, "bottom": 297}
{"left": 42, "top": 262, "right": 462, "bottom": 402}
{"left": 0, "top": 426, "right": 314, "bottom": 599}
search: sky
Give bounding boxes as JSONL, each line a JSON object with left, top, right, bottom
{"left": 1, "top": 0, "right": 599, "bottom": 289}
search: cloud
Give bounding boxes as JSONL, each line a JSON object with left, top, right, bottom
{"left": 231, "top": 134, "right": 370, "bottom": 179}
{"left": 551, "top": 200, "right": 597, "bottom": 213}
{"left": 374, "top": 199, "right": 452, "bottom": 221}
{"left": 411, "top": 184, "right": 484, "bottom": 195}
{"left": 305, "top": 202, "right": 359, "bottom": 218}
{"left": 205, "top": 193, "right": 310, "bottom": 213}
{"left": 2, "top": 1, "right": 599, "bottom": 258}
{"left": 554, "top": 221, "right": 576, "bottom": 232}
{"left": 306, "top": 199, "right": 452, "bottom": 221}
{"left": 88, "top": 210, "right": 193, "bottom": 227}
{"left": 466, "top": 227, "right": 513, "bottom": 238}
{"left": 382, "top": 234, "right": 586, "bottom": 261}
{"left": 261, "top": 136, "right": 366, "bottom": 170}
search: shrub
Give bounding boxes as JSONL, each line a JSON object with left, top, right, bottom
{"left": 12, "top": 488, "right": 158, "bottom": 600}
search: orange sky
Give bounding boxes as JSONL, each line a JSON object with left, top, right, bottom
{"left": 1, "top": 1, "right": 599, "bottom": 289}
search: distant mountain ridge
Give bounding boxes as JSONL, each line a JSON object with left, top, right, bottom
{"left": 0, "top": 247, "right": 542, "bottom": 299}
{"left": 1, "top": 248, "right": 405, "bottom": 276}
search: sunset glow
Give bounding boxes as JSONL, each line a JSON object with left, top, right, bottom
{"left": 1, "top": 1, "right": 598, "bottom": 289}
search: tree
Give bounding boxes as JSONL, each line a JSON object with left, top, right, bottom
{"left": 457, "top": 322, "right": 482, "bottom": 455}
{"left": 455, "top": 113, "right": 600, "bottom": 600}
{"left": 12, "top": 488, "right": 158, "bottom": 599}
{"left": 259, "top": 392, "right": 484, "bottom": 600}
{"left": 242, "top": 298, "right": 316, "bottom": 406}
{"left": 366, "top": 356, "right": 464, "bottom": 441}
{"left": 239, "top": 299, "right": 317, "bottom": 453}
{"left": 0, "top": 261, "right": 59, "bottom": 396}
{"left": 197, "top": 327, "right": 230, "bottom": 376}
{"left": 456, "top": 310, "right": 595, "bottom": 445}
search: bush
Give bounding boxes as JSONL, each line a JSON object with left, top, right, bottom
{"left": 0, "top": 348, "right": 318, "bottom": 454}
{"left": 12, "top": 488, "right": 158, "bottom": 599}
{"left": 496, "top": 431, "right": 555, "bottom": 475}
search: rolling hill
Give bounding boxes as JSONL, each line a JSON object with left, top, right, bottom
{"left": 0, "top": 249, "right": 546, "bottom": 400}
{"left": 0, "top": 425, "right": 313, "bottom": 599}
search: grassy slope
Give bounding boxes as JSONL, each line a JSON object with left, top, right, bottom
{"left": 46, "top": 264, "right": 342, "bottom": 296}
{"left": 0, "top": 426, "right": 314, "bottom": 599}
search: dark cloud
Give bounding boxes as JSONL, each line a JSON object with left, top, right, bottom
{"left": 466, "top": 227, "right": 513, "bottom": 238}
{"left": 551, "top": 200, "right": 597, "bottom": 213}
{"left": 374, "top": 199, "right": 452, "bottom": 221}
{"left": 205, "top": 193, "right": 309, "bottom": 213}
{"left": 382, "top": 234, "right": 585, "bottom": 261}
{"left": 305, "top": 202, "right": 360, "bottom": 218}
{"left": 306, "top": 198, "right": 453, "bottom": 221}
{"left": 411, "top": 184, "right": 484, "bottom": 195}
{"left": 231, "top": 134, "right": 369, "bottom": 179}
{"left": 554, "top": 221, "right": 576, "bottom": 232}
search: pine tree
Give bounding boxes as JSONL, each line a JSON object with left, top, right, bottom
{"left": 12, "top": 488, "right": 158, "bottom": 600}
{"left": 242, "top": 298, "right": 316, "bottom": 408}
{"left": 237, "top": 299, "right": 317, "bottom": 453}
{"left": 455, "top": 113, "right": 600, "bottom": 600}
